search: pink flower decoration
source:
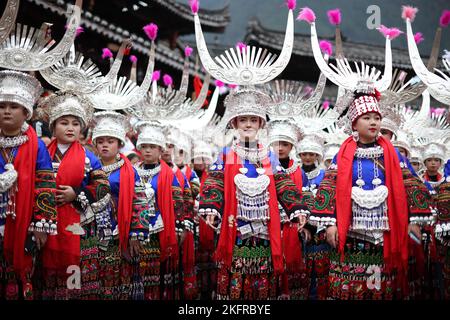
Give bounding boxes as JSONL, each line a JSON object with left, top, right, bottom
{"left": 297, "top": 7, "right": 316, "bottom": 24}
{"left": 184, "top": 46, "right": 193, "bottom": 57}
{"left": 190, "top": 0, "right": 199, "bottom": 14}
{"left": 101, "top": 48, "right": 113, "bottom": 60}
{"left": 440, "top": 10, "right": 450, "bottom": 27}
{"left": 377, "top": 25, "right": 403, "bottom": 40}
{"left": 286, "top": 0, "right": 296, "bottom": 10}
{"left": 414, "top": 32, "right": 424, "bottom": 44}
{"left": 143, "top": 23, "right": 158, "bottom": 41}
{"left": 402, "top": 6, "right": 418, "bottom": 22}
{"left": 327, "top": 9, "right": 341, "bottom": 25}
{"left": 215, "top": 80, "right": 225, "bottom": 87}
{"left": 152, "top": 70, "right": 161, "bottom": 82}
{"left": 237, "top": 42, "right": 247, "bottom": 53}
{"left": 130, "top": 55, "right": 137, "bottom": 63}
{"left": 319, "top": 40, "right": 333, "bottom": 56}
{"left": 163, "top": 74, "right": 173, "bottom": 87}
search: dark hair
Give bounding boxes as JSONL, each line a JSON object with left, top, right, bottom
{"left": 127, "top": 153, "right": 140, "bottom": 161}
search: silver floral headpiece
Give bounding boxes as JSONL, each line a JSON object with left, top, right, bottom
{"left": 91, "top": 111, "right": 130, "bottom": 146}
{"left": 134, "top": 120, "right": 166, "bottom": 150}
{"left": 38, "top": 90, "right": 94, "bottom": 131}
{"left": 267, "top": 118, "right": 303, "bottom": 146}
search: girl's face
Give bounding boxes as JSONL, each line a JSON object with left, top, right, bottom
{"left": 300, "top": 152, "right": 319, "bottom": 166}
{"left": 54, "top": 115, "right": 82, "bottom": 144}
{"left": 353, "top": 112, "right": 381, "bottom": 144}
{"left": 424, "top": 158, "right": 442, "bottom": 173}
{"left": 271, "top": 141, "right": 293, "bottom": 160}
{"left": 234, "top": 115, "right": 262, "bottom": 142}
{"left": 140, "top": 144, "right": 162, "bottom": 164}
{"left": 95, "top": 136, "right": 120, "bottom": 161}
{"left": 0, "top": 102, "right": 28, "bottom": 134}
{"left": 162, "top": 143, "right": 174, "bottom": 164}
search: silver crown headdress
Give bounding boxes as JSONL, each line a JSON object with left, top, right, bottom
{"left": 0, "top": 0, "right": 19, "bottom": 46}
{"left": 422, "top": 142, "right": 447, "bottom": 163}
{"left": 267, "top": 118, "right": 303, "bottom": 146}
{"left": 0, "top": 70, "right": 42, "bottom": 120}
{"left": 296, "top": 133, "right": 325, "bottom": 159}
{"left": 91, "top": 111, "right": 130, "bottom": 146}
{"left": 38, "top": 90, "right": 94, "bottom": 131}
{"left": 404, "top": 8, "right": 450, "bottom": 105}
{"left": 39, "top": 39, "right": 131, "bottom": 94}
{"left": 0, "top": 0, "right": 82, "bottom": 71}
{"left": 191, "top": 140, "right": 215, "bottom": 163}
{"left": 134, "top": 120, "right": 166, "bottom": 150}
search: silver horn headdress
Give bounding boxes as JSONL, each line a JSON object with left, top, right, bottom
{"left": 87, "top": 25, "right": 157, "bottom": 111}
{"left": 0, "top": 0, "right": 82, "bottom": 71}
{"left": 403, "top": 7, "right": 450, "bottom": 105}
{"left": 193, "top": 1, "right": 294, "bottom": 85}
{"left": 0, "top": 0, "right": 19, "bottom": 46}
{"left": 39, "top": 39, "right": 132, "bottom": 94}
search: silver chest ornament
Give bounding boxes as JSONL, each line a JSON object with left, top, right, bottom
{"left": 234, "top": 167, "right": 271, "bottom": 222}
{"left": 350, "top": 147, "right": 390, "bottom": 232}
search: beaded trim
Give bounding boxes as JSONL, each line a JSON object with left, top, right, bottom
{"left": 355, "top": 146, "right": 384, "bottom": 159}
{"left": 28, "top": 218, "right": 58, "bottom": 235}
{"left": 102, "top": 159, "right": 124, "bottom": 174}
{"left": 136, "top": 165, "right": 161, "bottom": 179}
{"left": 409, "top": 215, "right": 436, "bottom": 226}
{"left": 231, "top": 141, "right": 268, "bottom": 163}
{"left": 284, "top": 160, "right": 299, "bottom": 175}
{"left": 199, "top": 207, "right": 221, "bottom": 220}
{"left": 308, "top": 215, "right": 336, "bottom": 228}
{"left": 435, "top": 222, "right": 450, "bottom": 243}
{"left": 0, "top": 135, "right": 28, "bottom": 149}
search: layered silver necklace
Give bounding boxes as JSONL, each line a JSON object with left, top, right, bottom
{"left": 102, "top": 158, "right": 125, "bottom": 175}
{"left": 0, "top": 123, "right": 29, "bottom": 149}
{"left": 305, "top": 167, "right": 321, "bottom": 180}
{"left": 231, "top": 140, "right": 267, "bottom": 163}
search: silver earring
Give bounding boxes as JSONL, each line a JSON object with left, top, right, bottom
{"left": 376, "top": 132, "right": 382, "bottom": 140}
{"left": 352, "top": 131, "right": 360, "bottom": 142}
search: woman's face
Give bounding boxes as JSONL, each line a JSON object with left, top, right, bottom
{"left": 140, "top": 144, "right": 162, "bottom": 164}
{"left": 424, "top": 158, "right": 442, "bottom": 173}
{"left": 398, "top": 147, "right": 408, "bottom": 159}
{"left": 54, "top": 115, "right": 82, "bottom": 144}
{"left": 95, "top": 136, "right": 120, "bottom": 161}
{"left": 380, "top": 128, "right": 393, "bottom": 141}
{"left": 234, "top": 115, "right": 261, "bottom": 142}
{"left": 162, "top": 143, "right": 174, "bottom": 164}
{"left": 271, "top": 141, "right": 293, "bottom": 160}
{"left": 353, "top": 112, "right": 381, "bottom": 143}
{"left": 299, "top": 152, "right": 319, "bottom": 166}
{"left": 0, "top": 102, "right": 28, "bottom": 134}
{"left": 411, "top": 161, "right": 421, "bottom": 174}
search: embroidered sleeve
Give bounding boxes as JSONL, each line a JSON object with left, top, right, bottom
{"left": 400, "top": 161, "right": 435, "bottom": 226}
{"left": 309, "top": 164, "right": 337, "bottom": 228}
{"left": 435, "top": 180, "right": 450, "bottom": 242}
{"left": 274, "top": 171, "right": 310, "bottom": 221}
{"left": 129, "top": 178, "right": 151, "bottom": 240}
{"left": 30, "top": 169, "right": 57, "bottom": 234}
{"left": 198, "top": 169, "right": 224, "bottom": 222}
{"left": 180, "top": 178, "right": 195, "bottom": 233}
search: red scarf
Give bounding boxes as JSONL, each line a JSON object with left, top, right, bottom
{"left": 44, "top": 141, "right": 85, "bottom": 270}
{"left": 175, "top": 167, "right": 185, "bottom": 191}
{"left": 157, "top": 161, "right": 179, "bottom": 265}
{"left": 179, "top": 165, "right": 195, "bottom": 274}
{"left": 283, "top": 159, "right": 304, "bottom": 273}
{"left": 336, "top": 136, "right": 409, "bottom": 275}
{"left": 199, "top": 170, "right": 215, "bottom": 252}
{"left": 118, "top": 154, "right": 135, "bottom": 252}
{"left": 215, "top": 149, "right": 283, "bottom": 274}
{"left": 3, "top": 126, "right": 38, "bottom": 278}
